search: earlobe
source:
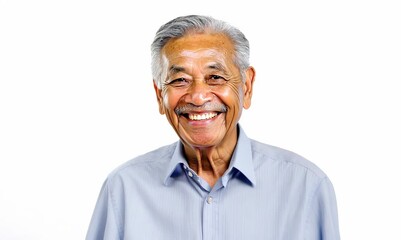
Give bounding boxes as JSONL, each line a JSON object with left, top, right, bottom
{"left": 243, "top": 67, "right": 256, "bottom": 109}
{"left": 153, "top": 81, "right": 165, "bottom": 115}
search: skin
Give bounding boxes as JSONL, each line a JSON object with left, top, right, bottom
{"left": 154, "top": 32, "right": 255, "bottom": 187}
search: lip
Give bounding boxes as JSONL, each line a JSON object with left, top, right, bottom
{"left": 187, "top": 112, "right": 218, "bottom": 121}
{"left": 179, "top": 111, "right": 223, "bottom": 126}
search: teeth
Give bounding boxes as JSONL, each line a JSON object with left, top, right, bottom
{"left": 188, "top": 112, "right": 218, "bottom": 121}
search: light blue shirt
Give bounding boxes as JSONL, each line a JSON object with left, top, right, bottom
{"left": 86, "top": 126, "right": 340, "bottom": 240}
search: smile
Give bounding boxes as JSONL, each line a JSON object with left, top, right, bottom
{"left": 188, "top": 112, "right": 218, "bottom": 121}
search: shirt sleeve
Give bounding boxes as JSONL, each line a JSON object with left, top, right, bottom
{"left": 86, "top": 180, "right": 121, "bottom": 240}
{"left": 305, "top": 177, "right": 341, "bottom": 240}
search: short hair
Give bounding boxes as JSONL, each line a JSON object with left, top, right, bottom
{"left": 151, "top": 15, "right": 250, "bottom": 89}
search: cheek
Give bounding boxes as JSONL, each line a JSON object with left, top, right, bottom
{"left": 161, "top": 91, "right": 180, "bottom": 125}
{"left": 162, "top": 88, "right": 183, "bottom": 112}
{"left": 161, "top": 88, "right": 173, "bottom": 108}
{"left": 215, "top": 83, "right": 243, "bottom": 106}
{"left": 162, "top": 95, "right": 172, "bottom": 110}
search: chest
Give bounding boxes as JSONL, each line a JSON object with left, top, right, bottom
{"left": 121, "top": 178, "right": 309, "bottom": 240}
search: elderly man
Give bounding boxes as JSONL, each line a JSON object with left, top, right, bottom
{"left": 86, "top": 15, "right": 340, "bottom": 240}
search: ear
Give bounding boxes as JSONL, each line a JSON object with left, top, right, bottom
{"left": 243, "top": 66, "right": 256, "bottom": 109}
{"left": 153, "top": 80, "right": 165, "bottom": 115}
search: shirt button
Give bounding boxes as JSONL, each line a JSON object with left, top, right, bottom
{"left": 207, "top": 196, "right": 213, "bottom": 204}
{"left": 188, "top": 171, "right": 193, "bottom": 178}
{"left": 183, "top": 165, "right": 187, "bottom": 170}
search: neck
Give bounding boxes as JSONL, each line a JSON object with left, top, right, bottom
{"left": 183, "top": 132, "right": 238, "bottom": 188}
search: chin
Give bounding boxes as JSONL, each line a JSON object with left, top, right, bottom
{"left": 183, "top": 134, "right": 224, "bottom": 148}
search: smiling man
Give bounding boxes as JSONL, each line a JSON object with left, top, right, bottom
{"left": 155, "top": 32, "right": 254, "bottom": 188}
{"left": 86, "top": 15, "right": 340, "bottom": 240}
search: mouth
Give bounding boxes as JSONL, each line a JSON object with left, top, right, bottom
{"left": 185, "top": 112, "right": 219, "bottom": 121}
{"left": 175, "top": 103, "right": 227, "bottom": 122}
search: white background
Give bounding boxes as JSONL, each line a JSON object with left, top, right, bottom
{"left": 1, "top": 0, "right": 400, "bottom": 239}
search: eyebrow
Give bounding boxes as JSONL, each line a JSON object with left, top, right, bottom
{"left": 168, "top": 62, "right": 228, "bottom": 76}
{"left": 207, "top": 62, "right": 229, "bottom": 75}
{"left": 207, "top": 62, "right": 225, "bottom": 71}
{"left": 168, "top": 65, "right": 185, "bottom": 75}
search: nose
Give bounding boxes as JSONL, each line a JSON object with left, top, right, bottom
{"left": 184, "top": 80, "right": 213, "bottom": 106}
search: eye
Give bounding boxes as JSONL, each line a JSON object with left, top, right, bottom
{"left": 207, "top": 75, "right": 227, "bottom": 85}
{"left": 167, "top": 78, "right": 188, "bottom": 87}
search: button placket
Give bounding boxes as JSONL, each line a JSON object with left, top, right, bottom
{"left": 202, "top": 190, "right": 220, "bottom": 239}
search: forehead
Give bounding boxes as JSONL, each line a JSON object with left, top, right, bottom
{"left": 161, "top": 33, "right": 235, "bottom": 64}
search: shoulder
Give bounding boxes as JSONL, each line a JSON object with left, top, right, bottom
{"left": 106, "top": 142, "right": 178, "bottom": 181}
{"left": 250, "top": 139, "right": 327, "bottom": 180}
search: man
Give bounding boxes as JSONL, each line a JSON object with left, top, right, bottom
{"left": 86, "top": 15, "right": 340, "bottom": 240}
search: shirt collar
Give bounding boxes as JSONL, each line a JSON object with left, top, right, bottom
{"left": 224, "top": 125, "right": 256, "bottom": 186}
{"left": 163, "top": 142, "right": 188, "bottom": 186}
{"left": 163, "top": 124, "right": 256, "bottom": 187}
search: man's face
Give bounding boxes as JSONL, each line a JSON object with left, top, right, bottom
{"left": 154, "top": 33, "right": 254, "bottom": 149}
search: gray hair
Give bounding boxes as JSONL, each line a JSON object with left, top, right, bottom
{"left": 151, "top": 15, "right": 250, "bottom": 89}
